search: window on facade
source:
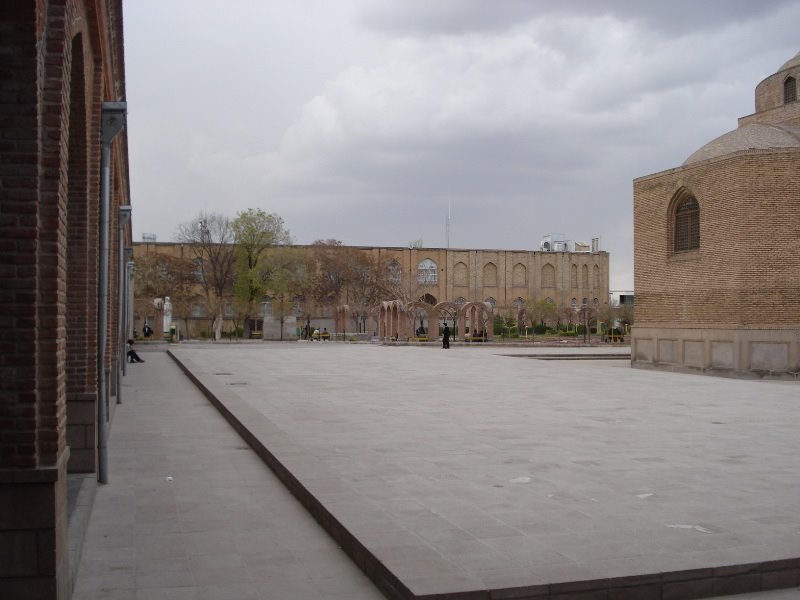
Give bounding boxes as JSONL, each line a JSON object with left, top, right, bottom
{"left": 387, "top": 260, "right": 401, "bottom": 284}
{"left": 542, "top": 264, "right": 555, "bottom": 287}
{"left": 417, "top": 259, "right": 438, "bottom": 284}
{"left": 484, "top": 297, "right": 496, "bottom": 308}
{"left": 483, "top": 262, "right": 497, "bottom": 286}
{"left": 512, "top": 263, "right": 526, "bottom": 286}
{"left": 570, "top": 264, "right": 578, "bottom": 288}
{"left": 593, "top": 264, "right": 600, "bottom": 289}
{"left": 674, "top": 197, "right": 700, "bottom": 252}
{"left": 581, "top": 264, "right": 589, "bottom": 289}
{"left": 785, "top": 76, "right": 797, "bottom": 104}
{"left": 570, "top": 298, "right": 577, "bottom": 310}
{"left": 453, "top": 262, "right": 468, "bottom": 286}
{"left": 454, "top": 296, "right": 466, "bottom": 306}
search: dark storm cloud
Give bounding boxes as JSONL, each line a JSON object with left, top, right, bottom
{"left": 123, "top": 0, "right": 800, "bottom": 290}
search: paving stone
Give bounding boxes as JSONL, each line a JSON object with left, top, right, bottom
{"left": 170, "top": 343, "right": 800, "bottom": 599}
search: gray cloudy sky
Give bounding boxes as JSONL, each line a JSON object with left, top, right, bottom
{"left": 123, "top": 0, "right": 799, "bottom": 290}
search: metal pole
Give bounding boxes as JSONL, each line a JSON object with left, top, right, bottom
{"left": 98, "top": 102, "right": 127, "bottom": 484}
{"left": 117, "top": 207, "right": 131, "bottom": 403}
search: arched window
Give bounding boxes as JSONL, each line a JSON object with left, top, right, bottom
{"left": 570, "top": 298, "right": 577, "bottom": 310}
{"left": 570, "top": 264, "right": 578, "bottom": 288}
{"left": 542, "top": 264, "right": 555, "bottom": 288}
{"left": 484, "top": 297, "right": 496, "bottom": 308}
{"left": 785, "top": 76, "right": 797, "bottom": 104}
{"left": 581, "top": 264, "right": 589, "bottom": 289}
{"left": 453, "top": 261, "right": 468, "bottom": 286}
{"left": 512, "top": 263, "right": 526, "bottom": 286}
{"left": 417, "top": 259, "right": 438, "bottom": 284}
{"left": 513, "top": 297, "right": 525, "bottom": 309}
{"left": 483, "top": 262, "right": 497, "bottom": 286}
{"left": 387, "top": 260, "right": 401, "bottom": 284}
{"left": 674, "top": 196, "right": 700, "bottom": 252}
{"left": 593, "top": 264, "right": 600, "bottom": 289}
{"left": 454, "top": 296, "right": 467, "bottom": 306}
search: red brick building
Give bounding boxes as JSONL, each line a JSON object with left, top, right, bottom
{"left": 632, "top": 53, "right": 800, "bottom": 379}
{"left": 0, "top": 2, "right": 131, "bottom": 597}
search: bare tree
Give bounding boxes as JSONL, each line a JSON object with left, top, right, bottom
{"left": 134, "top": 252, "right": 198, "bottom": 338}
{"left": 309, "top": 241, "right": 392, "bottom": 335}
{"left": 176, "top": 212, "right": 236, "bottom": 341}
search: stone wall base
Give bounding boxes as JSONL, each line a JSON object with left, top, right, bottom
{"left": 0, "top": 453, "right": 70, "bottom": 599}
{"left": 632, "top": 326, "right": 799, "bottom": 380}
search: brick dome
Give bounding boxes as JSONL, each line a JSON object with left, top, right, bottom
{"left": 778, "top": 51, "right": 800, "bottom": 72}
{"left": 683, "top": 122, "right": 800, "bottom": 165}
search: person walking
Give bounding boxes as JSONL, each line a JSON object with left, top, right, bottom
{"left": 442, "top": 323, "right": 450, "bottom": 349}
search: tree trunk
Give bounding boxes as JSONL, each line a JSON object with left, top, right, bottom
{"left": 214, "top": 310, "right": 223, "bottom": 341}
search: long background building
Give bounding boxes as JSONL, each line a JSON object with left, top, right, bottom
{"left": 133, "top": 237, "right": 610, "bottom": 340}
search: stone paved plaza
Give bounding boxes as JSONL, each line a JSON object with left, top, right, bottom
{"left": 165, "top": 342, "right": 800, "bottom": 599}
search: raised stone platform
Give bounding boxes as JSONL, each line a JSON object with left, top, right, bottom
{"left": 169, "top": 343, "right": 800, "bottom": 599}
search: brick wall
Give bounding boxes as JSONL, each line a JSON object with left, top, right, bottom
{"left": 634, "top": 150, "right": 800, "bottom": 329}
{"left": 0, "top": 0, "right": 130, "bottom": 597}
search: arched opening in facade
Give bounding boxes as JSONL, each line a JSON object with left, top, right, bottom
{"left": 674, "top": 195, "right": 700, "bottom": 252}
{"left": 408, "top": 301, "right": 433, "bottom": 337}
{"left": 785, "top": 76, "right": 797, "bottom": 104}
{"left": 65, "top": 34, "right": 98, "bottom": 474}
{"left": 435, "top": 302, "right": 459, "bottom": 339}
{"left": 483, "top": 262, "right": 497, "bottom": 286}
{"left": 417, "top": 258, "right": 438, "bottom": 284}
{"left": 542, "top": 263, "right": 556, "bottom": 287}
{"left": 512, "top": 263, "right": 526, "bottom": 287}
{"left": 461, "top": 301, "right": 494, "bottom": 340}
{"left": 420, "top": 293, "right": 437, "bottom": 305}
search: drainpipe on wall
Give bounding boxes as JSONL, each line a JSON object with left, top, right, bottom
{"left": 98, "top": 101, "right": 127, "bottom": 484}
{"left": 117, "top": 207, "right": 131, "bottom": 404}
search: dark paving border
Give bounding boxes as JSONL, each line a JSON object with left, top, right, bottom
{"left": 168, "top": 350, "right": 800, "bottom": 600}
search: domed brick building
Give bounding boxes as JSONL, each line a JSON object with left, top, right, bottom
{"left": 632, "top": 53, "right": 800, "bottom": 379}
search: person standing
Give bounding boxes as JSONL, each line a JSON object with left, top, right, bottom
{"left": 442, "top": 323, "right": 450, "bottom": 349}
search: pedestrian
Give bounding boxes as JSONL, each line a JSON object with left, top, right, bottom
{"left": 442, "top": 323, "right": 450, "bottom": 349}
{"left": 127, "top": 339, "right": 145, "bottom": 363}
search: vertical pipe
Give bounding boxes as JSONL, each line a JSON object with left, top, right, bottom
{"left": 98, "top": 140, "right": 110, "bottom": 484}
{"left": 117, "top": 223, "right": 124, "bottom": 402}
{"left": 98, "top": 101, "right": 126, "bottom": 485}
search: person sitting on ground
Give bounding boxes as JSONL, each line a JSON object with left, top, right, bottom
{"left": 127, "top": 339, "right": 145, "bottom": 363}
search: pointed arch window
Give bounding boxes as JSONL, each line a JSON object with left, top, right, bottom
{"left": 674, "top": 197, "right": 700, "bottom": 252}
{"left": 785, "top": 76, "right": 797, "bottom": 104}
{"left": 417, "top": 259, "right": 438, "bottom": 284}
{"left": 387, "top": 260, "right": 401, "bottom": 284}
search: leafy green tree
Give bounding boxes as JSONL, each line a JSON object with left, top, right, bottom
{"left": 262, "top": 246, "right": 310, "bottom": 340}
{"left": 231, "top": 209, "right": 291, "bottom": 332}
{"left": 523, "top": 298, "right": 558, "bottom": 331}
